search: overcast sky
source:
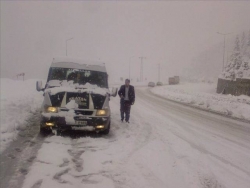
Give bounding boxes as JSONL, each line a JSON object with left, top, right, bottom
{"left": 1, "top": 1, "right": 250, "bottom": 82}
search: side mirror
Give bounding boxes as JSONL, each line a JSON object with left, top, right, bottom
{"left": 111, "top": 87, "right": 118, "bottom": 97}
{"left": 36, "top": 81, "right": 44, "bottom": 91}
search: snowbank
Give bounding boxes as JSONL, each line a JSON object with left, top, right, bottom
{"left": 151, "top": 82, "right": 250, "bottom": 121}
{"left": 0, "top": 79, "right": 44, "bottom": 153}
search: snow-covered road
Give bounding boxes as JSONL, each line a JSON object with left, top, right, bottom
{"left": 2, "top": 87, "right": 250, "bottom": 188}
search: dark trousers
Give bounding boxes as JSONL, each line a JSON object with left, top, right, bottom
{"left": 120, "top": 99, "right": 131, "bottom": 122}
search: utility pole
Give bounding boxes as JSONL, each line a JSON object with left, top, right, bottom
{"left": 158, "top": 63, "right": 160, "bottom": 82}
{"left": 217, "top": 32, "right": 232, "bottom": 71}
{"left": 139, "top": 57, "right": 146, "bottom": 82}
{"left": 66, "top": 37, "right": 73, "bottom": 56}
{"left": 129, "top": 56, "right": 136, "bottom": 80}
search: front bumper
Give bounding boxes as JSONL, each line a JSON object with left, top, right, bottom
{"left": 40, "top": 114, "right": 110, "bottom": 132}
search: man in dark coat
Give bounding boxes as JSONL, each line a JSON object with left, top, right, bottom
{"left": 118, "top": 79, "right": 135, "bottom": 123}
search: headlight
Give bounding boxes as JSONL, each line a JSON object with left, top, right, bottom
{"left": 46, "top": 122, "right": 55, "bottom": 126}
{"left": 96, "top": 109, "right": 109, "bottom": 116}
{"left": 46, "top": 107, "right": 58, "bottom": 113}
{"left": 96, "top": 125, "right": 105, "bottom": 129}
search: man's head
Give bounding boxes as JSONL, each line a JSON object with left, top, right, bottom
{"left": 125, "top": 79, "right": 130, "bottom": 87}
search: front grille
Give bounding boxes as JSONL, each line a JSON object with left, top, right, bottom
{"left": 60, "top": 108, "right": 69, "bottom": 112}
{"left": 74, "top": 110, "right": 93, "bottom": 115}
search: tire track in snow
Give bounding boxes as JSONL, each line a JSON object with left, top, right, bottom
{"left": 0, "top": 110, "right": 44, "bottom": 188}
{"left": 106, "top": 90, "right": 168, "bottom": 188}
{"left": 136, "top": 87, "right": 250, "bottom": 187}
{"left": 30, "top": 179, "right": 43, "bottom": 188}
{"left": 53, "top": 168, "right": 71, "bottom": 184}
{"left": 111, "top": 92, "right": 154, "bottom": 162}
{"left": 142, "top": 88, "right": 250, "bottom": 176}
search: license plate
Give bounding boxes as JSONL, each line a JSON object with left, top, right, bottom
{"left": 75, "top": 121, "right": 87, "bottom": 126}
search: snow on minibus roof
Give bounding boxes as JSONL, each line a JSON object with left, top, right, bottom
{"left": 51, "top": 57, "right": 107, "bottom": 72}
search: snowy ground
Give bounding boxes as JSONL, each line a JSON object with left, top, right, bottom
{"left": 1, "top": 79, "right": 250, "bottom": 188}
{"left": 1, "top": 79, "right": 250, "bottom": 153}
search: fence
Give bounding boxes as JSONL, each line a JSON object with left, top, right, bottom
{"left": 217, "top": 78, "right": 250, "bottom": 96}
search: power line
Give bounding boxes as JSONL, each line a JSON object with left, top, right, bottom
{"left": 217, "top": 32, "right": 232, "bottom": 71}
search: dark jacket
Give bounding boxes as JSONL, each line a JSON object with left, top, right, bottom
{"left": 118, "top": 85, "right": 135, "bottom": 105}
